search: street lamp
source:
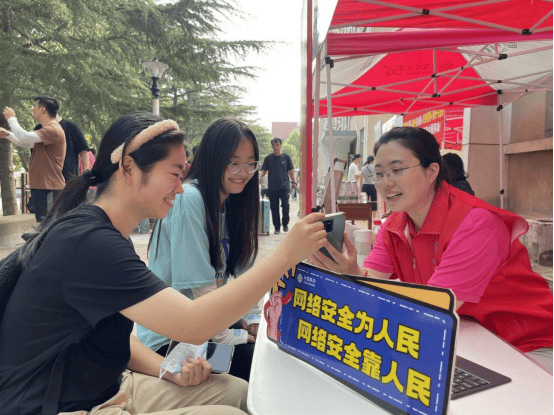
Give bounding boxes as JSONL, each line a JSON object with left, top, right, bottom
{"left": 142, "top": 57, "right": 169, "bottom": 116}
{"left": 137, "top": 58, "right": 169, "bottom": 235}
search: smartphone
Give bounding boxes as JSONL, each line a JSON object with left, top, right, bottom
{"left": 165, "top": 340, "right": 234, "bottom": 374}
{"left": 206, "top": 342, "right": 234, "bottom": 374}
{"left": 319, "top": 212, "right": 345, "bottom": 260}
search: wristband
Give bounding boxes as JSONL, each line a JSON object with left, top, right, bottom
{"left": 362, "top": 268, "right": 368, "bottom": 277}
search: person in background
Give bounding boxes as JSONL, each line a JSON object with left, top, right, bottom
{"left": 0, "top": 95, "right": 66, "bottom": 222}
{"left": 80, "top": 148, "right": 96, "bottom": 174}
{"left": 290, "top": 169, "right": 299, "bottom": 201}
{"left": 442, "top": 152, "right": 475, "bottom": 196}
{"left": 259, "top": 138, "right": 296, "bottom": 234}
{"left": 260, "top": 173, "right": 269, "bottom": 199}
{"left": 361, "top": 155, "right": 378, "bottom": 219}
{"left": 138, "top": 118, "right": 263, "bottom": 382}
{"left": 80, "top": 148, "right": 97, "bottom": 203}
{"left": 183, "top": 147, "right": 191, "bottom": 178}
{"left": 0, "top": 111, "right": 327, "bottom": 414}
{"left": 347, "top": 153, "right": 362, "bottom": 183}
{"left": 36, "top": 112, "right": 90, "bottom": 182}
{"left": 310, "top": 126, "right": 553, "bottom": 374}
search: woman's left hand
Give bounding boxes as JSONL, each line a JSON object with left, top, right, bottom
{"left": 170, "top": 356, "right": 211, "bottom": 387}
{"left": 248, "top": 322, "right": 259, "bottom": 337}
{"left": 241, "top": 320, "right": 259, "bottom": 340}
{"left": 310, "top": 232, "right": 362, "bottom": 276}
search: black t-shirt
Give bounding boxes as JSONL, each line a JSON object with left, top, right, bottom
{"left": 261, "top": 153, "right": 294, "bottom": 191}
{"left": 35, "top": 120, "right": 90, "bottom": 182}
{"left": 0, "top": 205, "right": 167, "bottom": 414}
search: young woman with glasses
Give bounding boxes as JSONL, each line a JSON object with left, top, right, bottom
{"left": 0, "top": 112, "right": 327, "bottom": 415}
{"left": 310, "top": 126, "right": 553, "bottom": 374}
{"left": 139, "top": 118, "right": 268, "bottom": 381}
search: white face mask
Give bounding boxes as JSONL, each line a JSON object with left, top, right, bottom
{"left": 158, "top": 341, "right": 208, "bottom": 379}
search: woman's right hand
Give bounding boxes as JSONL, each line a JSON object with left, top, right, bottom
{"left": 170, "top": 356, "right": 211, "bottom": 387}
{"left": 275, "top": 212, "right": 327, "bottom": 266}
{"left": 310, "top": 232, "right": 362, "bottom": 276}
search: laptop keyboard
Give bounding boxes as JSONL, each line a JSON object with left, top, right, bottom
{"left": 452, "top": 366, "right": 490, "bottom": 394}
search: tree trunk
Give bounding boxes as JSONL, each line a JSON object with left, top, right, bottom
{"left": 0, "top": 139, "right": 18, "bottom": 215}
{"left": 0, "top": 88, "right": 18, "bottom": 216}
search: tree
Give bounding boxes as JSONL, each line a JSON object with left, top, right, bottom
{"left": 0, "top": 115, "right": 16, "bottom": 214}
{"left": 0, "top": 0, "right": 267, "bottom": 214}
{"left": 249, "top": 124, "right": 273, "bottom": 162}
{"left": 282, "top": 129, "right": 300, "bottom": 169}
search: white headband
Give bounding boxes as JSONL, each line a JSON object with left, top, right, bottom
{"left": 110, "top": 119, "right": 180, "bottom": 164}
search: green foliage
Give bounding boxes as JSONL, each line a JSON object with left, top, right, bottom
{"left": 0, "top": 0, "right": 271, "bottom": 212}
{"left": 0, "top": 0, "right": 268, "bottom": 147}
{"left": 282, "top": 129, "right": 300, "bottom": 169}
{"left": 249, "top": 124, "right": 273, "bottom": 162}
{"left": 13, "top": 148, "right": 30, "bottom": 171}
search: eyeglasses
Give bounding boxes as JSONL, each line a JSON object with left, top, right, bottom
{"left": 374, "top": 164, "right": 423, "bottom": 183}
{"left": 227, "top": 161, "right": 260, "bottom": 174}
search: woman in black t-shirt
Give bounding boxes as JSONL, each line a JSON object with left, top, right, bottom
{"left": 0, "top": 111, "right": 327, "bottom": 415}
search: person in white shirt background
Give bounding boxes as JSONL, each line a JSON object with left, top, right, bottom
{"left": 347, "top": 154, "right": 362, "bottom": 183}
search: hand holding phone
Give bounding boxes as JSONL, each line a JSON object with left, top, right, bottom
{"left": 165, "top": 340, "right": 235, "bottom": 374}
{"left": 319, "top": 212, "right": 345, "bottom": 261}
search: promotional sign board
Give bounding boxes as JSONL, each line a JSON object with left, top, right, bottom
{"left": 264, "top": 262, "right": 459, "bottom": 415}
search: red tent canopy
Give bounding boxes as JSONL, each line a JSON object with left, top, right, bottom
{"left": 331, "top": 0, "right": 553, "bottom": 32}
{"left": 315, "top": 28, "right": 552, "bottom": 117}
{"left": 301, "top": 0, "right": 553, "bottom": 214}
{"left": 326, "top": 28, "right": 552, "bottom": 55}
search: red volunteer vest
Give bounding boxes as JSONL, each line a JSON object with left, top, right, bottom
{"left": 382, "top": 182, "right": 553, "bottom": 353}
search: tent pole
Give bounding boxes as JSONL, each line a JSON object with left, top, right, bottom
{"left": 313, "top": 50, "right": 321, "bottom": 209}
{"left": 433, "top": 49, "right": 438, "bottom": 96}
{"left": 326, "top": 58, "right": 337, "bottom": 214}
{"left": 301, "top": 0, "right": 313, "bottom": 217}
{"left": 498, "top": 92, "right": 505, "bottom": 209}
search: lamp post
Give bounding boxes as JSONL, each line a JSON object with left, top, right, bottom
{"left": 136, "top": 58, "right": 169, "bottom": 235}
{"left": 142, "top": 57, "right": 169, "bottom": 116}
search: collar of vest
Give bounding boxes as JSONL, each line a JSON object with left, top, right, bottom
{"left": 385, "top": 181, "right": 529, "bottom": 243}
{"left": 384, "top": 183, "right": 451, "bottom": 236}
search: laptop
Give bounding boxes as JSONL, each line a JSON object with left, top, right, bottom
{"left": 451, "top": 355, "right": 512, "bottom": 399}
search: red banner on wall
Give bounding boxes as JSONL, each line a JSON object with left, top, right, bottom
{"left": 403, "top": 109, "right": 463, "bottom": 151}
{"left": 403, "top": 109, "right": 445, "bottom": 143}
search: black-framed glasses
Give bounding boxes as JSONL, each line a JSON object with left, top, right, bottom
{"left": 227, "top": 161, "right": 260, "bottom": 174}
{"left": 374, "top": 164, "right": 423, "bottom": 183}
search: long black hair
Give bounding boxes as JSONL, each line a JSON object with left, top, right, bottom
{"left": 41, "top": 111, "right": 185, "bottom": 227}
{"left": 150, "top": 117, "right": 259, "bottom": 273}
{"left": 364, "top": 155, "right": 375, "bottom": 166}
{"left": 374, "top": 127, "right": 448, "bottom": 190}
{"left": 442, "top": 152, "right": 468, "bottom": 182}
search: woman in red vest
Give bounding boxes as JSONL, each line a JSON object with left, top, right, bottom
{"left": 311, "top": 126, "right": 553, "bottom": 374}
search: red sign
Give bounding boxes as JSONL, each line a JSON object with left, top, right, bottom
{"left": 403, "top": 109, "right": 463, "bottom": 151}
{"left": 403, "top": 109, "right": 445, "bottom": 144}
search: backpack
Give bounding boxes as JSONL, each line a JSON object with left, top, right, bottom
{"left": 0, "top": 248, "right": 22, "bottom": 324}
{"left": 0, "top": 206, "right": 106, "bottom": 415}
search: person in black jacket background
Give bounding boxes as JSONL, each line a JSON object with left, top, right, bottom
{"left": 442, "top": 153, "right": 475, "bottom": 196}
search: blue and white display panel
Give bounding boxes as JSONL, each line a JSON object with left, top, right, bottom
{"left": 264, "top": 262, "right": 458, "bottom": 415}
